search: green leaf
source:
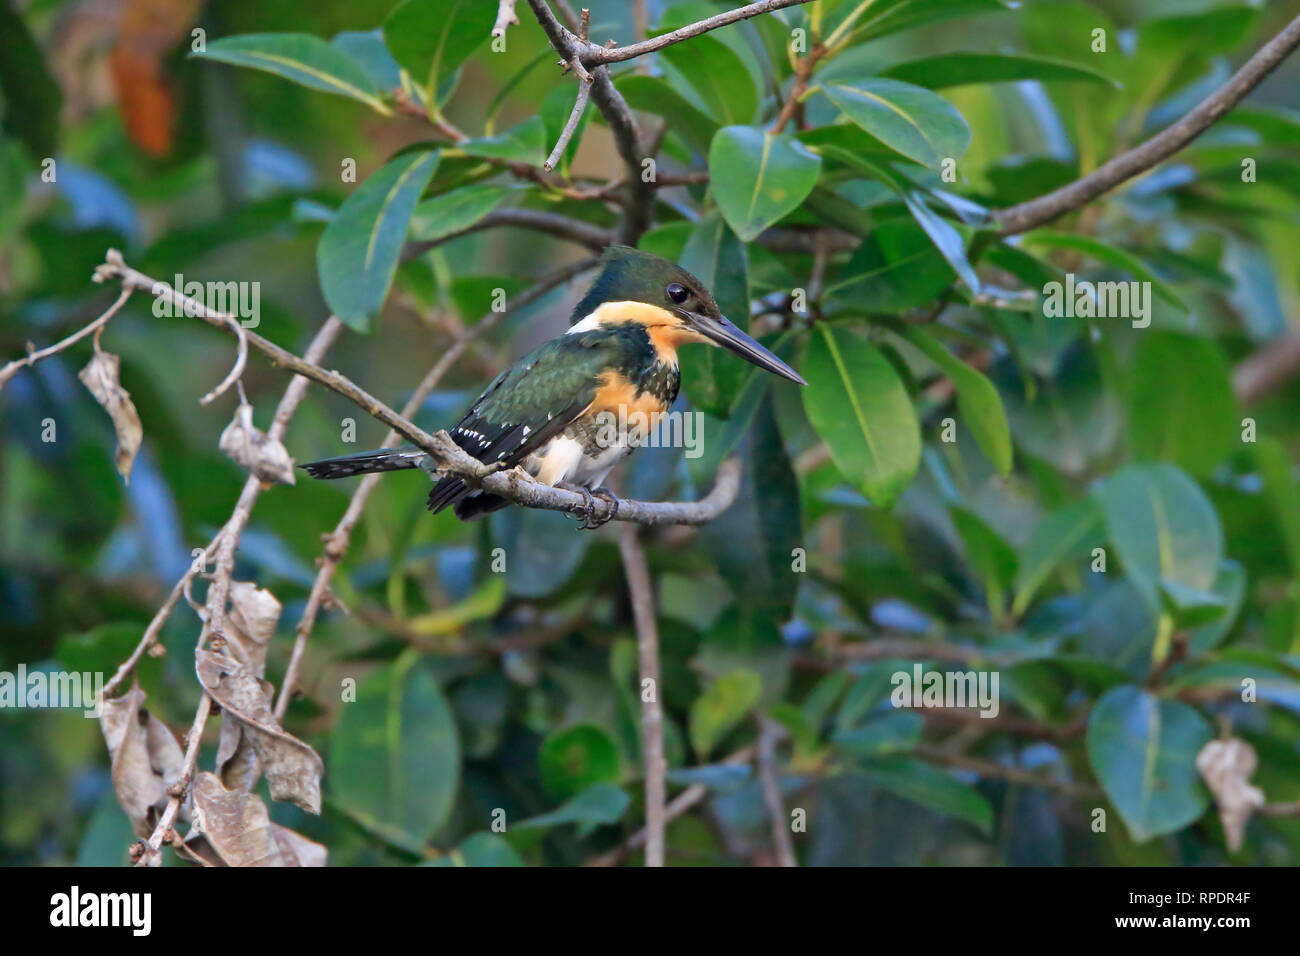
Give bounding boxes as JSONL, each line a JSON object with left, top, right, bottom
{"left": 615, "top": 75, "right": 719, "bottom": 154}
{"left": 383, "top": 0, "right": 494, "bottom": 103}
{"left": 708, "top": 126, "right": 822, "bottom": 242}
{"left": 459, "top": 116, "right": 547, "bottom": 166}
{"left": 825, "top": 219, "right": 955, "bottom": 310}
{"left": 950, "top": 506, "right": 1018, "bottom": 613}
{"left": 1086, "top": 685, "right": 1211, "bottom": 842}
{"left": 690, "top": 669, "right": 763, "bottom": 757}
{"left": 517, "top": 782, "right": 630, "bottom": 838}
{"left": 330, "top": 655, "right": 460, "bottom": 844}
{"left": 678, "top": 211, "right": 751, "bottom": 415}
{"left": 1186, "top": 561, "right": 1246, "bottom": 653}
{"left": 539, "top": 724, "right": 620, "bottom": 799}
{"left": 880, "top": 53, "right": 1118, "bottom": 90}
{"left": 902, "top": 192, "right": 980, "bottom": 292}
{"left": 833, "top": 710, "right": 923, "bottom": 757}
{"left": 702, "top": 395, "right": 802, "bottom": 619}
{"left": 425, "top": 832, "right": 523, "bottom": 867}
{"left": 1021, "top": 232, "right": 1187, "bottom": 312}
{"left": 861, "top": 756, "right": 994, "bottom": 836}
{"left": 410, "top": 183, "right": 515, "bottom": 242}
{"left": 195, "top": 34, "right": 389, "bottom": 114}
{"left": 852, "top": 0, "right": 1012, "bottom": 43}
{"left": 331, "top": 29, "right": 402, "bottom": 93}
{"left": 318, "top": 149, "right": 439, "bottom": 331}
{"left": 802, "top": 325, "right": 921, "bottom": 508}
{"left": 0, "top": 0, "right": 61, "bottom": 157}
{"left": 820, "top": 77, "right": 971, "bottom": 168}
{"left": 1126, "top": 332, "right": 1236, "bottom": 477}
{"left": 897, "top": 324, "right": 1011, "bottom": 474}
{"left": 658, "top": 33, "right": 757, "bottom": 127}
{"left": 1011, "top": 498, "right": 1104, "bottom": 617}
{"left": 1096, "top": 463, "right": 1223, "bottom": 615}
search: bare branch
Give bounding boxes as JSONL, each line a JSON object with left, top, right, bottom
{"left": 589, "top": 0, "right": 814, "bottom": 65}
{"left": 197, "top": 312, "right": 248, "bottom": 406}
{"left": 95, "top": 250, "right": 743, "bottom": 529}
{"left": 994, "top": 12, "right": 1300, "bottom": 235}
{"left": 492, "top": 0, "right": 519, "bottom": 38}
{"left": 617, "top": 523, "right": 666, "bottom": 867}
{"left": 0, "top": 285, "right": 133, "bottom": 393}
{"left": 757, "top": 718, "right": 796, "bottom": 866}
{"left": 544, "top": 76, "right": 591, "bottom": 171}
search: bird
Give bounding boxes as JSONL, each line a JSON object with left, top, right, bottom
{"left": 300, "top": 245, "right": 806, "bottom": 526}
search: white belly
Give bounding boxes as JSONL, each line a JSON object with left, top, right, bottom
{"left": 525, "top": 433, "right": 633, "bottom": 489}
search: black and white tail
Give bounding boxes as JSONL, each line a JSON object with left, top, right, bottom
{"left": 300, "top": 447, "right": 426, "bottom": 480}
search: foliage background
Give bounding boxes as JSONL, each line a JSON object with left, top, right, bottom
{"left": 2, "top": 0, "right": 1300, "bottom": 866}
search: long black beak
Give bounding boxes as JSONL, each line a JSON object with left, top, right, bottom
{"left": 689, "top": 312, "right": 807, "bottom": 386}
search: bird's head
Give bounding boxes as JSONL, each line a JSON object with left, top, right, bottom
{"left": 569, "top": 245, "right": 806, "bottom": 386}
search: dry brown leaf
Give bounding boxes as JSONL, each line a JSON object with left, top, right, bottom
{"left": 1196, "top": 737, "right": 1265, "bottom": 852}
{"left": 78, "top": 340, "right": 142, "bottom": 483}
{"left": 219, "top": 401, "right": 296, "bottom": 486}
{"left": 196, "top": 649, "right": 322, "bottom": 813}
{"left": 187, "top": 772, "right": 326, "bottom": 866}
{"left": 99, "top": 685, "right": 185, "bottom": 837}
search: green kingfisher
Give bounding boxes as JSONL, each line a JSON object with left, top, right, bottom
{"left": 301, "top": 246, "right": 806, "bottom": 525}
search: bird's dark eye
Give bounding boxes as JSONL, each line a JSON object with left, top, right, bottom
{"left": 666, "top": 282, "right": 689, "bottom": 305}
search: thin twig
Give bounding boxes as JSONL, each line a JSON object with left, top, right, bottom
{"left": 492, "top": 0, "right": 519, "bottom": 38}
{"left": 617, "top": 523, "right": 665, "bottom": 867}
{"left": 757, "top": 718, "right": 797, "bottom": 866}
{"left": 544, "top": 77, "right": 591, "bottom": 171}
{"left": 590, "top": 0, "right": 814, "bottom": 65}
{"left": 0, "top": 285, "right": 133, "bottom": 392}
{"left": 197, "top": 312, "right": 248, "bottom": 406}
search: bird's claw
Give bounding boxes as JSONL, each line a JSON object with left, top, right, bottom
{"left": 569, "top": 485, "right": 620, "bottom": 529}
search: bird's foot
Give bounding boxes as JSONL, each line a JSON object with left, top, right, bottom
{"left": 584, "top": 487, "right": 621, "bottom": 529}
{"left": 564, "top": 484, "right": 620, "bottom": 529}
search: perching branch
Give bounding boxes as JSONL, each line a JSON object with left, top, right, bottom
{"left": 994, "top": 12, "right": 1300, "bottom": 235}
{"left": 93, "top": 250, "right": 744, "bottom": 529}
{"left": 586, "top": 0, "right": 814, "bottom": 66}
{"left": 617, "top": 523, "right": 666, "bottom": 867}
{"left": 0, "top": 285, "right": 133, "bottom": 393}
{"left": 274, "top": 255, "right": 600, "bottom": 720}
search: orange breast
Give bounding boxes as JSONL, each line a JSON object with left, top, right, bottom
{"left": 588, "top": 370, "right": 671, "bottom": 438}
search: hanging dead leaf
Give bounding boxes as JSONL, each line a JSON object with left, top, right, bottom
{"left": 186, "top": 772, "right": 326, "bottom": 866}
{"left": 1196, "top": 737, "right": 1265, "bottom": 852}
{"left": 99, "top": 684, "right": 186, "bottom": 837}
{"left": 219, "top": 400, "right": 296, "bottom": 486}
{"left": 78, "top": 338, "right": 142, "bottom": 483}
{"left": 196, "top": 649, "right": 322, "bottom": 813}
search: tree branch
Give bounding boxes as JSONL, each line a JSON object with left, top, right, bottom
{"left": 588, "top": 0, "right": 814, "bottom": 65}
{"left": 402, "top": 207, "right": 613, "bottom": 261}
{"left": 617, "top": 523, "right": 666, "bottom": 867}
{"left": 0, "top": 285, "right": 134, "bottom": 393}
{"left": 757, "top": 718, "right": 796, "bottom": 866}
{"left": 93, "top": 250, "right": 743, "bottom": 528}
{"left": 994, "top": 12, "right": 1300, "bottom": 235}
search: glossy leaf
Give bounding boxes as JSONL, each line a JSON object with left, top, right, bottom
{"left": 383, "top": 0, "right": 494, "bottom": 103}
{"left": 802, "top": 325, "right": 921, "bottom": 508}
{"left": 898, "top": 324, "right": 1011, "bottom": 474}
{"left": 690, "top": 669, "right": 763, "bottom": 757}
{"left": 658, "top": 33, "right": 757, "bottom": 127}
{"left": 881, "top": 53, "right": 1117, "bottom": 90}
{"left": 1011, "top": 498, "right": 1104, "bottom": 617}
{"left": 410, "top": 183, "right": 515, "bottom": 242}
{"left": 539, "top": 724, "right": 620, "bottom": 799}
{"left": 196, "top": 34, "right": 389, "bottom": 114}
{"left": 318, "top": 149, "right": 439, "bottom": 330}
{"left": 1096, "top": 463, "right": 1223, "bottom": 615}
{"left": 678, "top": 211, "right": 752, "bottom": 415}
{"left": 708, "top": 126, "right": 822, "bottom": 242}
{"left": 861, "top": 756, "right": 994, "bottom": 836}
{"left": 1086, "top": 686, "right": 1211, "bottom": 842}
{"left": 821, "top": 77, "right": 971, "bottom": 167}
{"left": 517, "top": 782, "right": 630, "bottom": 838}
{"left": 330, "top": 656, "right": 460, "bottom": 844}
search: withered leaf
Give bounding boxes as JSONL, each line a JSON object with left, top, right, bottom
{"left": 78, "top": 343, "right": 142, "bottom": 483}
{"left": 218, "top": 401, "right": 296, "bottom": 485}
{"left": 187, "top": 772, "right": 326, "bottom": 866}
{"left": 227, "top": 580, "right": 280, "bottom": 677}
{"left": 99, "top": 685, "right": 185, "bottom": 837}
{"left": 196, "top": 649, "right": 322, "bottom": 813}
{"left": 1196, "top": 737, "right": 1265, "bottom": 852}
